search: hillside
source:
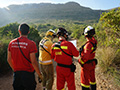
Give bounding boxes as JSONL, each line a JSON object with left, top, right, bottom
{"left": 0, "top": 2, "right": 103, "bottom": 26}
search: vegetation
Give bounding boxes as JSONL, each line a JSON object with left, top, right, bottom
{"left": 95, "top": 8, "right": 120, "bottom": 87}
{"left": 0, "top": 38, "right": 10, "bottom": 73}
{"left": 0, "top": 5, "right": 120, "bottom": 88}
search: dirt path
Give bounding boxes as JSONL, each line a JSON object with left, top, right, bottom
{"left": 0, "top": 62, "right": 119, "bottom": 90}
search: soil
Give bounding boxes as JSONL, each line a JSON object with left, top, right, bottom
{"left": 0, "top": 61, "right": 119, "bottom": 90}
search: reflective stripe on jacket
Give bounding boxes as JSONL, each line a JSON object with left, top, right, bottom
{"left": 79, "top": 37, "right": 97, "bottom": 65}
{"left": 51, "top": 39, "right": 79, "bottom": 65}
{"left": 39, "top": 37, "right": 53, "bottom": 65}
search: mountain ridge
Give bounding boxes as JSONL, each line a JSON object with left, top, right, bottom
{"left": 0, "top": 1, "right": 104, "bottom": 26}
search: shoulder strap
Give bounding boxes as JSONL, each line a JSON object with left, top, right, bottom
{"left": 89, "top": 42, "right": 97, "bottom": 53}
{"left": 17, "top": 38, "right": 31, "bottom": 63}
{"left": 79, "top": 43, "right": 86, "bottom": 56}
{"left": 79, "top": 41, "right": 97, "bottom": 55}
{"left": 40, "top": 38, "right": 51, "bottom": 55}
{"left": 54, "top": 41, "right": 73, "bottom": 58}
{"left": 40, "top": 44, "right": 51, "bottom": 55}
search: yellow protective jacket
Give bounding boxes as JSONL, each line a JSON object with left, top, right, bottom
{"left": 39, "top": 37, "right": 53, "bottom": 65}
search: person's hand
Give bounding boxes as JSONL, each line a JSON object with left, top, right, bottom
{"left": 38, "top": 74, "right": 43, "bottom": 83}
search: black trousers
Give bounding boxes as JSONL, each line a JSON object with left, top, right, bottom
{"left": 13, "top": 71, "right": 36, "bottom": 90}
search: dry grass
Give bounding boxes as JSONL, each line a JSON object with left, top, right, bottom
{"left": 96, "top": 46, "right": 120, "bottom": 88}
{"left": 96, "top": 47, "right": 117, "bottom": 72}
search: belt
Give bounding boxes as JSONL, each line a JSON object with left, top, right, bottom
{"left": 57, "top": 63, "right": 71, "bottom": 68}
{"left": 85, "top": 59, "right": 97, "bottom": 65}
{"left": 39, "top": 59, "right": 52, "bottom": 64}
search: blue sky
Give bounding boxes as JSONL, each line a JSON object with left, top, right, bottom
{"left": 0, "top": 0, "right": 119, "bottom": 10}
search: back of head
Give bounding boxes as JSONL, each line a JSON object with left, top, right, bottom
{"left": 18, "top": 23, "right": 30, "bottom": 35}
{"left": 57, "top": 27, "right": 68, "bottom": 40}
{"left": 83, "top": 26, "right": 95, "bottom": 38}
{"left": 46, "top": 29, "right": 56, "bottom": 38}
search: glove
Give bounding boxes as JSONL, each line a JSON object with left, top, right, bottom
{"left": 79, "top": 46, "right": 84, "bottom": 56}
{"left": 38, "top": 74, "right": 43, "bottom": 83}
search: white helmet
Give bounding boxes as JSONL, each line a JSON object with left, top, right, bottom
{"left": 46, "top": 29, "right": 56, "bottom": 37}
{"left": 83, "top": 26, "right": 95, "bottom": 36}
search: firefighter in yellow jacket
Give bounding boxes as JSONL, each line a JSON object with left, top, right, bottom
{"left": 38, "top": 29, "right": 56, "bottom": 90}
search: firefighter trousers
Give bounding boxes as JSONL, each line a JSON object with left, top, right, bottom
{"left": 40, "top": 64, "right": 54, "bottom": 90}
{"left": 56, "top": 66, "right": 76, "bottom": 90}
{"left": 81, "top": 66, "right": 96, "bottom": 89}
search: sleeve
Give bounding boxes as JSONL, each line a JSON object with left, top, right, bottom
{"left": 69, "top": 42, "right": 79, "bottom": 57}
{"left": 30, "top": 41, "right": 38, "bottom": 53}
{"left": 51, "top": 44, "right": 55, "bottom": 59}
{"left": 79, "top": 43, "right": 93, "bottom": 64}
{"left": 8, "top": 41, "right": 12, "bottom": 51}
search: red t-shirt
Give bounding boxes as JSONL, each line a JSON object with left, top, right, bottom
{"left": 51, "top": 39, "right": 79, "bottom": 65}
{"left": 8, "top": 36, "right": 37, "bottom": 72}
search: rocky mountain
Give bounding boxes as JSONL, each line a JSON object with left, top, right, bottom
{"left": 0, "top": 2, "right": 104, "bottom": 26}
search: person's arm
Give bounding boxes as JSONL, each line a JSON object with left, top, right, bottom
{"left": 82, "top": 43, "right": 92, "bottom": 61}
{"left": 79, "top": 43, "right": 92, "bottom": 65}
{"left": 48, "top": 42, "right": 53, "bottom": 54}
{"left": 70, "top": 42, "right": 79, "bottom": 57}
{"left": 7, "top": 51, "right": 14, "bottom": 71}
{"left": 30, "top": 52, "right": 42, "bottom": 78}
{"left": 51, "top": 45, "right": 55, "bottom": 59}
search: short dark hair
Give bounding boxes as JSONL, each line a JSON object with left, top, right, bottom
{"left": 19, "top": 23, "right": 29, "bottom": 35}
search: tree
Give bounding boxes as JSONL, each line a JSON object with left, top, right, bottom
{"left": 99, "top": 8, "right": 120, "bottom": 47}
{"left": 0, "top": 22, "right": 19, "bottom": 39}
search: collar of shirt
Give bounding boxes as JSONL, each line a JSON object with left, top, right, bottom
{"left": 19, "top": 36, "right": 28, "bottom": 39}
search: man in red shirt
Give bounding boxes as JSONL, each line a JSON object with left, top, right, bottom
{"left": 51, "top": 28, "right": 79, "bottom": 90}
{"left": 7, "top": 23, "right": 42, "bottom": 90}
{"left": 79, "top": 26, "right": 97, "bottom": 90}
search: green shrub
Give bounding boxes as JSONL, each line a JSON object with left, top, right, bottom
{"left": 0, "top": 39, "right": 11, "bottom": 73}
